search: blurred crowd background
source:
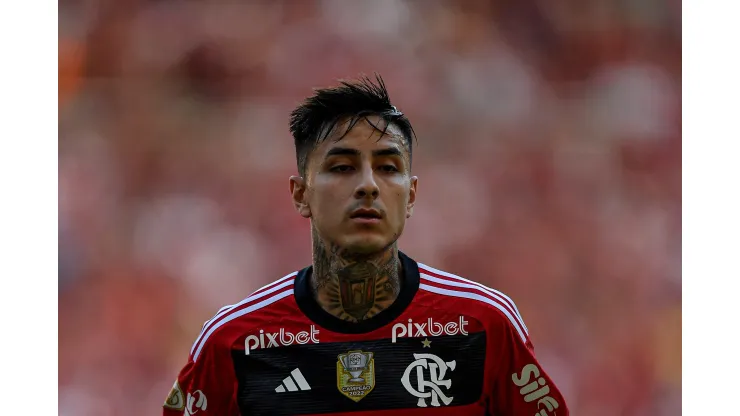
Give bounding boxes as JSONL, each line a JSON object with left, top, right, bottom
{"left": 58, "top": 1, "right": 681, "bottom": 414}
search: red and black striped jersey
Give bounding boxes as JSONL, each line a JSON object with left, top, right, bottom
{"left": 163, "top": 252, "right": 568, "bottom": 416}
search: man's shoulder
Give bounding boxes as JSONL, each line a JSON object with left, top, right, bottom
{"left": 188, "top": 271, "right": 299, "bottom": 362}
{"left": 415, "top": 262, "right": 530, "bottom": 343}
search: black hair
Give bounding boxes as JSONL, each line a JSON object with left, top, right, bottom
{"left": 289, "top": 74, "right": 416, "bottom": 177}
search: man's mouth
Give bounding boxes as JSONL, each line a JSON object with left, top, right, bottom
{"left": 350, "top": 209, "right": 382, "bottom": 219}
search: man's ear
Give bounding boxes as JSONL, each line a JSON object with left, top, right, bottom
{"left": 406, "top": 176, "right": 418, "bottom": 218}
{"left": 289, "top": 176, "right": 312, "bottom": 218}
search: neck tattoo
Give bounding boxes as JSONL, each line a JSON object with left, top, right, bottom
{"left": 311, "top": 232, "right": 402, "bottom": 322}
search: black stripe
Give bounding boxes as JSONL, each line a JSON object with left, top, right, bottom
{"left": 232, "top": 332, "right": 487, "bottom": 415}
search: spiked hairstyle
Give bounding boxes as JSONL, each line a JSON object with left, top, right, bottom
{"left": 289, "top": 74, "right": 416, "bottom": 177}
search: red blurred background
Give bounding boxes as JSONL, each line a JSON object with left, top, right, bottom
{"left": 59, "top": 1, "right": 681, "bottom": 414}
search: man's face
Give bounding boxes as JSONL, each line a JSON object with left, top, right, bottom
{"left": 290, "top": 117, "right": 417, "bottom": 255}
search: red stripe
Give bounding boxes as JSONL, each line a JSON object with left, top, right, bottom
{"left": 419, "top": 274, "right": 517, "bottom": 311}
{"left": 251, "top": 273, "right": 297, "bottom": 297}
{"left": 418, "top": 266, "right": 522, "bottom": 322}
{"left": 190, "top": 278, "right": 295, "bottom": 358}
{"left": 418, "top": 267, "right": 527, "bottom": 337}
{"left": 199, "top": 273, "right": 296, "bottom": 332}
{"left": 418, "top": 278, "right": 530, "bottom": 342}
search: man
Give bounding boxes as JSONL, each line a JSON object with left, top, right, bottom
{"left": 163, "top": 75, "right": 569, "bottom": 415}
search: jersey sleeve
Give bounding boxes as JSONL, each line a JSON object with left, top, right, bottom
{"left": 163, "top": 331, "right": 240, "bottom": 416}
{"left": 489, "top": 314, "right": 569, "bottom": 416}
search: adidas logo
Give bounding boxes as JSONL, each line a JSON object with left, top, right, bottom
{"left": 275, "top": 368, "right": 311, "bottom": 393}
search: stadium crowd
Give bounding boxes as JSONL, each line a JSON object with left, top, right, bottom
{"left": 59, "top": 1, "right": 681, "bottom": 414}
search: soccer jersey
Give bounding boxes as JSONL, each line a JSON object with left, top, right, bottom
{"left": 163, "top": 252, "right": 568, "bottom": 415}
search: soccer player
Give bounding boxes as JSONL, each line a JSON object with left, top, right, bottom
{"left": 163, "top": 75, "right": 569, "bottom": 415}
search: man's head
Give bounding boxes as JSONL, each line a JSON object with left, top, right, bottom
{"left": 289, "top": 75, "right": 418, "bottom": 256}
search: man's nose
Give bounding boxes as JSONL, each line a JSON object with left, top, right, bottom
{"left": 354, "top": 167, "right": 379, "bottom": 199}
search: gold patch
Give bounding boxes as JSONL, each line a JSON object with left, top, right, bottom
{"left": 163, "top": 380, "right": 185, "bottom": 410}
{"left": 336, "top": 350, "right": 375, "bottom": 402}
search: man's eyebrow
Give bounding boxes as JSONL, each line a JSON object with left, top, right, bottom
{"left": 324, "top": 147, "right": 403, "bottom": 158}
{"left": 324, "top": 147, "right": 360, "bottom": 158}
{"left": 372, "top": 147, "right": 403, "bottom": 158}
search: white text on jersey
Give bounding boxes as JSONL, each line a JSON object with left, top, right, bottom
{"left": 391, "top": 317, "right": 469, "bottom": 343}
{"left": 244, "top": 326, "right": 320, "bottom": 355}
{"left": 511, "top": 363, "right": 560, "bottom": 415}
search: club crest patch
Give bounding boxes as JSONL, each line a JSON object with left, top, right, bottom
{"left": 336, "top": 350, "right": 375, "bottom": 402}
{"left": 163, "top": 380, "right": 185, "bottom": 410}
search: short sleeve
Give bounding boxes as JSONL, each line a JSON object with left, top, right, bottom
{"left": 489, "top": 314, "right": 569, "bottom": 415}
{"left": 163, "top": 332, "right": 240, "bottom": 415}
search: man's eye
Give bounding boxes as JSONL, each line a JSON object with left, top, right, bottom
{"left": 330, "top": 165, "right": 354, "bottom": 173}
{"left": 380, "top": 165, "right": 399, "bottom": 172}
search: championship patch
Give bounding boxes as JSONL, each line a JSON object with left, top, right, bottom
{"left": 336, "top": 350, "right": 375, "bottom": 402}
{"left": 163, "top": 380, "right": 185, "bottom": 410}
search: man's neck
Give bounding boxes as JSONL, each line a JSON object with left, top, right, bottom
{"left": 311, "top": 237, "right": 402, "bottom": 323}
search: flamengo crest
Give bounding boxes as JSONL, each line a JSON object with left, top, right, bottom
{"left": 401, "top": 353, "right": 456, "bottom": 407}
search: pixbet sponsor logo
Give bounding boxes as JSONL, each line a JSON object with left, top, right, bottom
{"left": 511, "top": 364, "right": 560, "bottom": 416}
{"left": 391, "top": 317, "right": 469, "bottom": 343}
{"left": 244, "top": 325, "right": 319, "bottom": 355}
